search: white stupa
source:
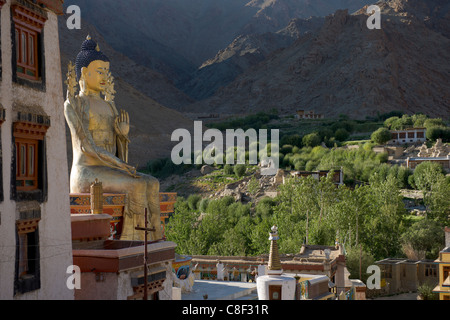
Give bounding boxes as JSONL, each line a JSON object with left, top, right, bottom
{"left": 256, "top": 225, "right": 296, "bottom": 300}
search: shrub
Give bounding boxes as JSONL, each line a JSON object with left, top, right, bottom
{"left": 234, "top": 164, "right": 246, "bottom": 178}
{"left": 334, "top": 128, "right": 350, "bottom": 141}
{"left": 247, "top": 177, "right": 260, "bottom": 195}
{"left": 375, "top": 152, "right": 389, "bottom": 163}
{"left": 187, "top": 194, "right": 202, "bottom": 212}
{"left": 224, "top": 164, "right": 234, "bottom": 175}
{"left": 418, "top": 282, "right": 439, "bottom": 300}
{"left": 199, "top": 198, "right": 210, "bottom": 212}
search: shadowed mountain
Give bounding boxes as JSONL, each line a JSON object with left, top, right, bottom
{"left": 62, "top": 0, "right": 373, "bottom": 88}
{"left": 182, "top": 0, "right": 450, "bottom": 119}
{"left": 180, "top": 16, "right": 325, "bottom": 100}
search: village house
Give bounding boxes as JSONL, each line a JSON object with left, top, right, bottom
{"left": 406, "top": 156, "right": 450, "bottom": 170}
{"left": 291, "top": 168, "right": 344, "bottom": 186}
{"left": 375, "top": 258, "right": 439, "bottom": 296}
{"left": 389, "top": 127, "right": 426, "bottom": 145}
{"left": 295, "top": 110, "right": 324, "bottom": 120}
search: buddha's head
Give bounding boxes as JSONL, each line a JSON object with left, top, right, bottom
{"left": 75, "top": 35, "right": 110, "bottom": 95}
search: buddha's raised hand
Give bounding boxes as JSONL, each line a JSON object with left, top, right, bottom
{"left": 115, "top": 109, "right": 130, "bottom": 137}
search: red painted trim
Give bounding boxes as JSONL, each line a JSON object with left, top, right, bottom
{"left": 36, "top": 0, "right": 64, "bottom": 15}
{"left": 11, "top": 4, "right": 47, "bottom": 33}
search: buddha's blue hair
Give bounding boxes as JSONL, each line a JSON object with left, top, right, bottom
{"left": 75, "top": 37, "right": 110, "bottom": 81}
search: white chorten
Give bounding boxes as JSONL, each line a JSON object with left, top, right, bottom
{"left": 256, "top": 226, "right": 296, "bottom": 300}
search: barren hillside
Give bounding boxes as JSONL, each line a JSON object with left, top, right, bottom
{"left": 183, "top": 1, "right": 450, "bottom": 119}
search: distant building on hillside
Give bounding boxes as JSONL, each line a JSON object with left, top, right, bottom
{"left": 291, "top": 169, "right": 344, "bottom": 186}
{"left": 389, "top": 128, "right": 426, "bottom": 145}
{"left": 295, "top": 110, "right": 324, "bottom": 120}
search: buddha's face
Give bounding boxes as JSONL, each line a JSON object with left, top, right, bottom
{"left": 80, "top": 60, "right": 110, "bottom": 94}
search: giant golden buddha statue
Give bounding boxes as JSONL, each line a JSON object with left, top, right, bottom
{"left": 64, "top": 36, "right": 162, "bottom": 241}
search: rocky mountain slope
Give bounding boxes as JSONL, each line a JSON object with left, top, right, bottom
{"left": 62, "top": 0, "right": 373, "bottom": 92}
{"left": 183, "top": 0, "right": 450, "bottom": 119}
{"left": 59, "top": 17, "right": 194, "bottom": 167}
{"left": 181, "top": 16, "right": 325, "bottom": 100}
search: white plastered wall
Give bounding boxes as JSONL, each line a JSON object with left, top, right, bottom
{"left": 0, "top": 0, "right": 74, "bottom": 300}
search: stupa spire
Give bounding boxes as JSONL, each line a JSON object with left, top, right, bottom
{"left": 267, "top": 225, "right": 282, "bottom": 275}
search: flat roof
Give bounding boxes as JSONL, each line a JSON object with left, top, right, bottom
{"left": 408, "top": 157, "right": 449, "bottom": 161}
{"left": 182, "top": 280, "right": 257, "bottom": 300}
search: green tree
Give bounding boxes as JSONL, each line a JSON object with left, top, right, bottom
{"left": 363, "top": 176, "right": 406, "bottom": 260}
{"left": 250, "top": 215, "right": 275, "bottom": 255}
{"left": 384, "top": 116, "right": 400, "bottom": 129}
{"left": 165, "top": 197, "right": 199, "bottom": 254}
{"left": 400, "top": 219, "right": 445, "bottom": 260}
{"left": 426, "top": 126, "right": 450, "bottom": 142}
{"left": 345, "top": 247, "right": 375, "bottom": 284}
{"left": 334, "top": 128, "right": 350, "bottom": 141}
{"left": 255, "top": 197, "right": 276, "bottom": 221}
{"left": 424, "top": 118, "right": 445, "bottom": 129}
{"left": 424, "top": 175, "right": 450, "bottom": 225}
{"left": 371, "top": 127, "right": 391, "bottom": 145}
{"left": 302, "top": 132, "right": 321, "bottom": 148}
{"left": 280, "top": 134, "right": 302, "bottom": 148}
{"left": 413, "top": 161, "right": 445, "bottom": 191}
{"left": 274, "top": 177, "right": 310, "bottom": 252}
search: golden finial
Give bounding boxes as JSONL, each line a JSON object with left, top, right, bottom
{"left": 96, "top": 43, "right": 100, "bottom": 52}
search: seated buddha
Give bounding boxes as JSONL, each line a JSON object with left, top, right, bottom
{"left": 64, "top": 36, "right": 162, "bottom": 241}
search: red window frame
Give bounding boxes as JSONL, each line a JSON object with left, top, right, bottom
{"left": 15, "top": 25, "right": 39, "bottom": 81}
{"left": 15, "top": 138, "right": 39, "bottom": 191}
